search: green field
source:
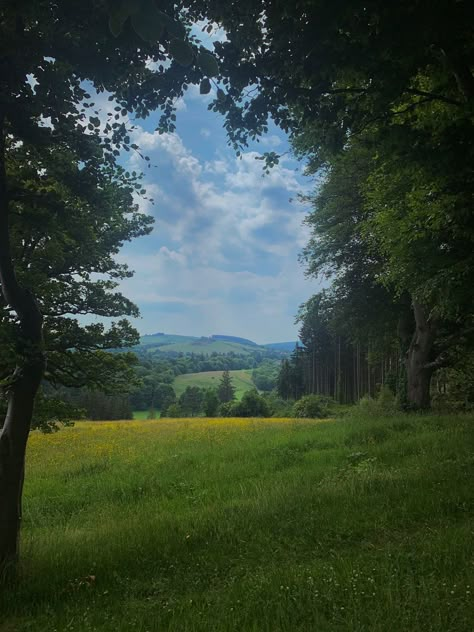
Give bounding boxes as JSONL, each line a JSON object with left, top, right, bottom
{"left": 173, "top": 369, "right": 254, "bottom": 398}
{"left": 133, "top": 410, "right": 160, "bottom": 420}
{"left": 2, "top": 413, "right": 474, "bottom": 631}
{"left": 138, "top": 333, "right": 198, "bottom": 347}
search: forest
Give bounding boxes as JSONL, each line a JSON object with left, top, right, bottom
{"left": 0, "top": 1, "right": 473, "bottom": 629}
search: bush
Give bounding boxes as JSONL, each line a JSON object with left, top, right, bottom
{"left": 232, "top": 390, "right": 271, "bottom": 417}
{"left": 350, "top": 386, "right": 398, "bottom": 418}
{"left": 218, "top": 391, "right": 271, "bottom": 417}
{"left": 262, "top": 392, "right": 295, "bottom": 417}
{"left": 218, "top": 401, "right": 235, "bottom": 417}
{"left": 164, "top": 403, "right": 182, "bottom": 418}
{"left": 293, "top": 394, "right": 331, "bottom": 419}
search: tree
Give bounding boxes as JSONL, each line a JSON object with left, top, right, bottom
{"left": 277, "top": 360, "right": 293, "bottom": 401}
{"left": 217, "top": 370, "right": 235, "bottom": 403}
{"left": 0, "top": 0, "right": 223, "bottom": 577}
{"left": 178, "top": 386, "right": 203, "bottom": 417}
{"left": 203, "top": 388, "right": 219, "bottom": 417}
{"left": 251, "top": 361, "right": 279, "bottom": 391}
{"left": 232, "top": 389, "right": 270, "bottom": 417}
{"left": 200, "top": 0, "right": 474, "bottom": 408}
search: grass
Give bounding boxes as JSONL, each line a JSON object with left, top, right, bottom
{"left": 1, "top": 413, "right": 474, "bottom": 631}
{"left": 132, "top": 410, "right": 161, "bottom": 420}
{"left": 173, "top": 369, "right": 254, "bottom": 399}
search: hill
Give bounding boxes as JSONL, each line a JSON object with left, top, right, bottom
{"left": 138, "top": 333, "right": 198, "bottom": 347}
{"left": 263, "top": 341, "right": 297, "bottom": 352}
{"left": 136, "top": 333, "right": 293, "bottom": 357}
{"left": 211, "top": 335, "right": 258, "bottom": 346}
{"left": 173, "top": 369, "right": 254, "bottom": 399}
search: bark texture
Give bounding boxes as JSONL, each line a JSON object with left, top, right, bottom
{"left": 0, "top": 114, "right": 45, "bottom": 578}
{"left": 405, "top": 302, "right": 437, "bottom": 409}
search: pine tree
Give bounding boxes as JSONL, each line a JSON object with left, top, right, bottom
{"left": 277, "top": 360, "right": 293, "bottom": 400}
{"left": 217, "top": 370, "right": 236, "bottom": 403}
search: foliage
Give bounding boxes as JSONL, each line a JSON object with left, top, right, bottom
{"left": 178, "top": 386, "right": 204, "bottom": 417}
{"left": 231, "top": 389, "right": 271, "bottom": 417}
{"left": 262, "top": 392, "right": 295, "bottom": 418}
{"left": 218, "top": 401, "right": 235, "bottom": 417}
{"left": 163, "top": 403, "right": 182, "bottom": 418}
{"left": 217, "top": 369, "right": 236, "bottom": 403}
{"left": 251, "top": 361, "right": 279, "bottom": 391}
{"left": 203, "top": 388, "right": 219, "bottom": 417}
{"left": 292, "top": 394, "right": 332, "bottom": 419}
{"left": 431, "top": 355, "right": 474, "bottom": 412}
{"left": 46, "top": 386, "right": 133, "bottom": 422}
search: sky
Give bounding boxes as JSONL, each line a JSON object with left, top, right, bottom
{"left": 92, "top": 35, "right": 321, "bottom": 344}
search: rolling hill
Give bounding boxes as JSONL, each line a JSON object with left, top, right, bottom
{"left": 137, "top": 333, "right": 297, "bottom": 357}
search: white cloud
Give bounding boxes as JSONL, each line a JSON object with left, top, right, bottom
{"left": 259, "top": 134, "right": 282, "bottom": 148}
{"left": 115, "top": 124, "right": 315, "bottom": 341}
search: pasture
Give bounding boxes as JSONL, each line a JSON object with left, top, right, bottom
{"left": 1, "top": 414, "right": 473, "bottom": 631}
{"left": 173, "top": 369, "right": 254, "bottom": 399}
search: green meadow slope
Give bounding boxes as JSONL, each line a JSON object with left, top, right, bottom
{"left": 137, "top": 334, "right": 260, "bottom": 356}
{"left": 2, "top": 413, "right": 474, "bottom": 631}
{"left": 173, "top": 369, "right": 254, "bottom": 398}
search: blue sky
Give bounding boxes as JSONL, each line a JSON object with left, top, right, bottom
{"left": 92, "top": 55, "right": 321, "bottom": 344}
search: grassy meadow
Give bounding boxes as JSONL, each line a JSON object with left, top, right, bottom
{"left": 173, "top": 369, "right": 254, "bottom": 399}
{"left": 1, "top": 414, "right": 474, "bottom": 631}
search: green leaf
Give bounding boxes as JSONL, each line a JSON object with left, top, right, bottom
{"left": 217, "top": 88, "right": 226, "bottom": 101}
{"left": 169, "top": 39, "right": 194, "bottom": 66}
{"left": 163, "top": 13, "right": 186, "bottom": 39}
{"left": 200, "top": 78, "right": 212, "bottom": 95}
{"left": 131, "top": 5, "right": 166, "bottom": 43}
{"left": 109, "top": 11, "right": 127, "bottom": 38}
{"left": 123, "top": 0, "right": 141, "bottom": 15}
{"left": 197, "top": 51, "right": 219, "bottom": 77}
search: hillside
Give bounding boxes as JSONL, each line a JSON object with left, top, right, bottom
{"left": 263, "top": 341, "right": 297, "bottom": 352}
{"left": 136, "top": 332, "right": 294, "bottom": 357}
{"left": 5, "top": 413, "right": 473, "bottom": 631}
{"left": 173, "top": 369, "right": 254, "bottom": 399}
{"left": 138, "top": 333, "right": 199, "bottom": 347}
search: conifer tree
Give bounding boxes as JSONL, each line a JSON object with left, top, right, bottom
{"left": 217, "top": 370, "right": 236, "bottom": 403}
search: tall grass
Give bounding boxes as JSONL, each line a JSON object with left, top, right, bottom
{"left": 1, "top": 414, "right": 473, "bottom": 631}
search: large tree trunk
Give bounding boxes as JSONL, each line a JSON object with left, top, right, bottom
{"left": 0, "top": 362, "right": 44, "bottom": 578}
{"left": 405, "top": 302, "right": 437, "bottom": 410}
{"left": 0, "top": 114, "right": 45, "bottom": 580}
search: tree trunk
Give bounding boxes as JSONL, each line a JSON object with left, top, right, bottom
{"left": 0, "top": 363, "right": 43, "bottom": 578}
{"left": 0, "top": 114, "right": 45, "bottom": 579}
{"left": 405, "top": 302, "right": 437, "bottom": 410}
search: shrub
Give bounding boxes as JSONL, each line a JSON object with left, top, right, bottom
{"left": 262, "top": 392, "right": 295, "bottom": 417}
{"left": 232, "top": 390, "right": 271, "bottom": 417}
{"left": 218, "top": 401, "right": 235, "bottom": 417}
{"left": 351, "top": 386, "right": 398, "bottom": 418}
{"left": 164, "top": 403, "right": 182, "bottom": 418}
{"left": 293, "top": 394, "right": 330, "bottom": 419}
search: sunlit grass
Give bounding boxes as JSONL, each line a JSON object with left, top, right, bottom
{"left": 2, "top": 414, "right": 474, "bottom": 631}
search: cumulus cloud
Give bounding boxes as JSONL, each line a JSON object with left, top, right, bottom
{"left": 116, "top": 123, "right": 316, "bottom": 341}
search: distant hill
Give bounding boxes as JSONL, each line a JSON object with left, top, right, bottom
{"left": 136, "top": 333, "right": 296, "bottom": 357}
{"left": 139, "top": 333, "right": 198, "bottom": 347}
{"left": 263, "top": 341, "right": 297, "bottom": 352}
{"left": 211, "top": 335, "right": 258, "bottom": 346}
